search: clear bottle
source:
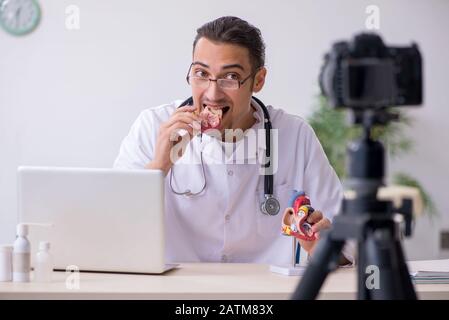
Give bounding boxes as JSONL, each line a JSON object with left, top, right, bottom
{"left": 0, "top": 245, "right": 13, "bottom": 282}
{"left": 34, "top": 241, "right": 53, "bottom": 282}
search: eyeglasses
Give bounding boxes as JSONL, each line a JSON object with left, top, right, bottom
{"left": 186, "top": 63, "right": 259, "bottom": 90}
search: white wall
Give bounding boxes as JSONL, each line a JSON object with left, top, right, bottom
{"left": 1, "top": 0, "right": 448, "bottom": 260}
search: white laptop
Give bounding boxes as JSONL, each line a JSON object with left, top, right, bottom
{"left": 17, "top": 166, "right": 177, "bottom": 274}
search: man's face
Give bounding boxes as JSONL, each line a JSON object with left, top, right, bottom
{"left": 190, "top": 37, "right": 266, "bottom": 135}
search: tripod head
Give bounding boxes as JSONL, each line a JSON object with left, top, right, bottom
{"left": 346, "top": 108, "right": 395, "bottom": 192}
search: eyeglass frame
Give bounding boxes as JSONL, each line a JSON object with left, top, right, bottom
{"left": 185, "top": 63, "right": 262, "bottom": 90}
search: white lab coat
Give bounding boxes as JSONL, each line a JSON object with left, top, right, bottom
{"left": 114, "top": 98, "right": 355, "bottom": 266}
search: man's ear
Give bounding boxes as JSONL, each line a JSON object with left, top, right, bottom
{"left": 252, "top": 67, "right": 267, "bottom": 93}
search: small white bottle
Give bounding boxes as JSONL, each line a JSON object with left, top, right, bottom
{"left": 0, "top": 245, "right": 13, "bottom": 282}
{"left": 34, "top": 241, "right": 53, "bottom": 282}
{"left": 13, "top": 224, "right": 31, "bottom": 282}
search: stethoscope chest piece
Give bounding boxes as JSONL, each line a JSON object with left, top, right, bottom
{"left": 261, "top": 195, "right": 280, "bottom": 216}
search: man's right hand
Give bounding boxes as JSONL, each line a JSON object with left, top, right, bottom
{"left": 145, "top": 104, "right": 201, "bottom": 175}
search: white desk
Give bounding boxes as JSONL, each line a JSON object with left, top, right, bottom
{"left": 1, "top": 262, "right": 448, "bottom": 300}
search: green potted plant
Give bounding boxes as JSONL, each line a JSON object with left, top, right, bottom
{"left": 308, "top": 95, "right": 437, "bottom": 217}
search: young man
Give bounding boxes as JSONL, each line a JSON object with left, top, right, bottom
{"left": 114, "top": 16, "right": 353, "bottom": 266}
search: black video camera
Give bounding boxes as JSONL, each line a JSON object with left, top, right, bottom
{"left": 319, "top": 33, "right": 423, "bottom": 109}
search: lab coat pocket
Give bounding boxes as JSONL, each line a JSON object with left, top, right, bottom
{"left": 255, "top": 182, "right": 294, "bottom": 238}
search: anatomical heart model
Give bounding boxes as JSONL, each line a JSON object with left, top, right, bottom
{"left": 281, "top": 191, "right": 317, "bottom": 242}
{"left": 270, "top": 190, "right": 316, "bottom": 275}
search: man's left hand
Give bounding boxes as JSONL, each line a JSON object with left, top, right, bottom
{"left": 298, "top": 211, "right": 352, "bottom": 266}
{"left": 297, "top": 210, "right": 331, "bottom": 255}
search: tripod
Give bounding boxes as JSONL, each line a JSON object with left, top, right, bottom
{"left": 292, "top": 109, "right": 417, "bottom": 300}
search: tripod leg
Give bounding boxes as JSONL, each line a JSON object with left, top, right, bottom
{"left": 362, "top": 227, "right": 417, "bottom": 300}
{"left": 291, "top": 230, "right": 345, "bottom": 300}
{"left": 393, "top": 238, "right": 418, "bottom": 299}
{"left": 357, "top": 239, "right": 368, "bottom": 299}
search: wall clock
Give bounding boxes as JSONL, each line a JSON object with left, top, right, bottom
{"left": 0, "top": 0, "right": 41, "bottom": 36}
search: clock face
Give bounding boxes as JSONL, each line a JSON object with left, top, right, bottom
{"left": 0, "top": 0, "right": 41, "bottom": 36}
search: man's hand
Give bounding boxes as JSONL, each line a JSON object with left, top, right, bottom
{"left": 145, "top": 105, "right": 201, "bottom": 175}
{"left": 298, "top": 211, "right": 352, "bottom": 266}
{"left": 297, "top": 210, "right": 331, "bottom": 255}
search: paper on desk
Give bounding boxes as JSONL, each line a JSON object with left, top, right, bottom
{"left": 407, "top": 259, "right": 449, "bottom": 283}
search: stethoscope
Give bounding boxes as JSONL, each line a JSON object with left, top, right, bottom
{"left": 169, "top": 96, "right": 280, "bottom": 216}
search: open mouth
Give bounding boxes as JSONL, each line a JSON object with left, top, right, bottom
{"left": 199, "top": 104, "right": 231, "bottom": 131}
{"left": 202, "top": 104, "right": 231, "bottom": 115}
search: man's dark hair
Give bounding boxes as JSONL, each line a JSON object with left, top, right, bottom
{"left": 193, "top": 16, "right": 266, "bottom": 72}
